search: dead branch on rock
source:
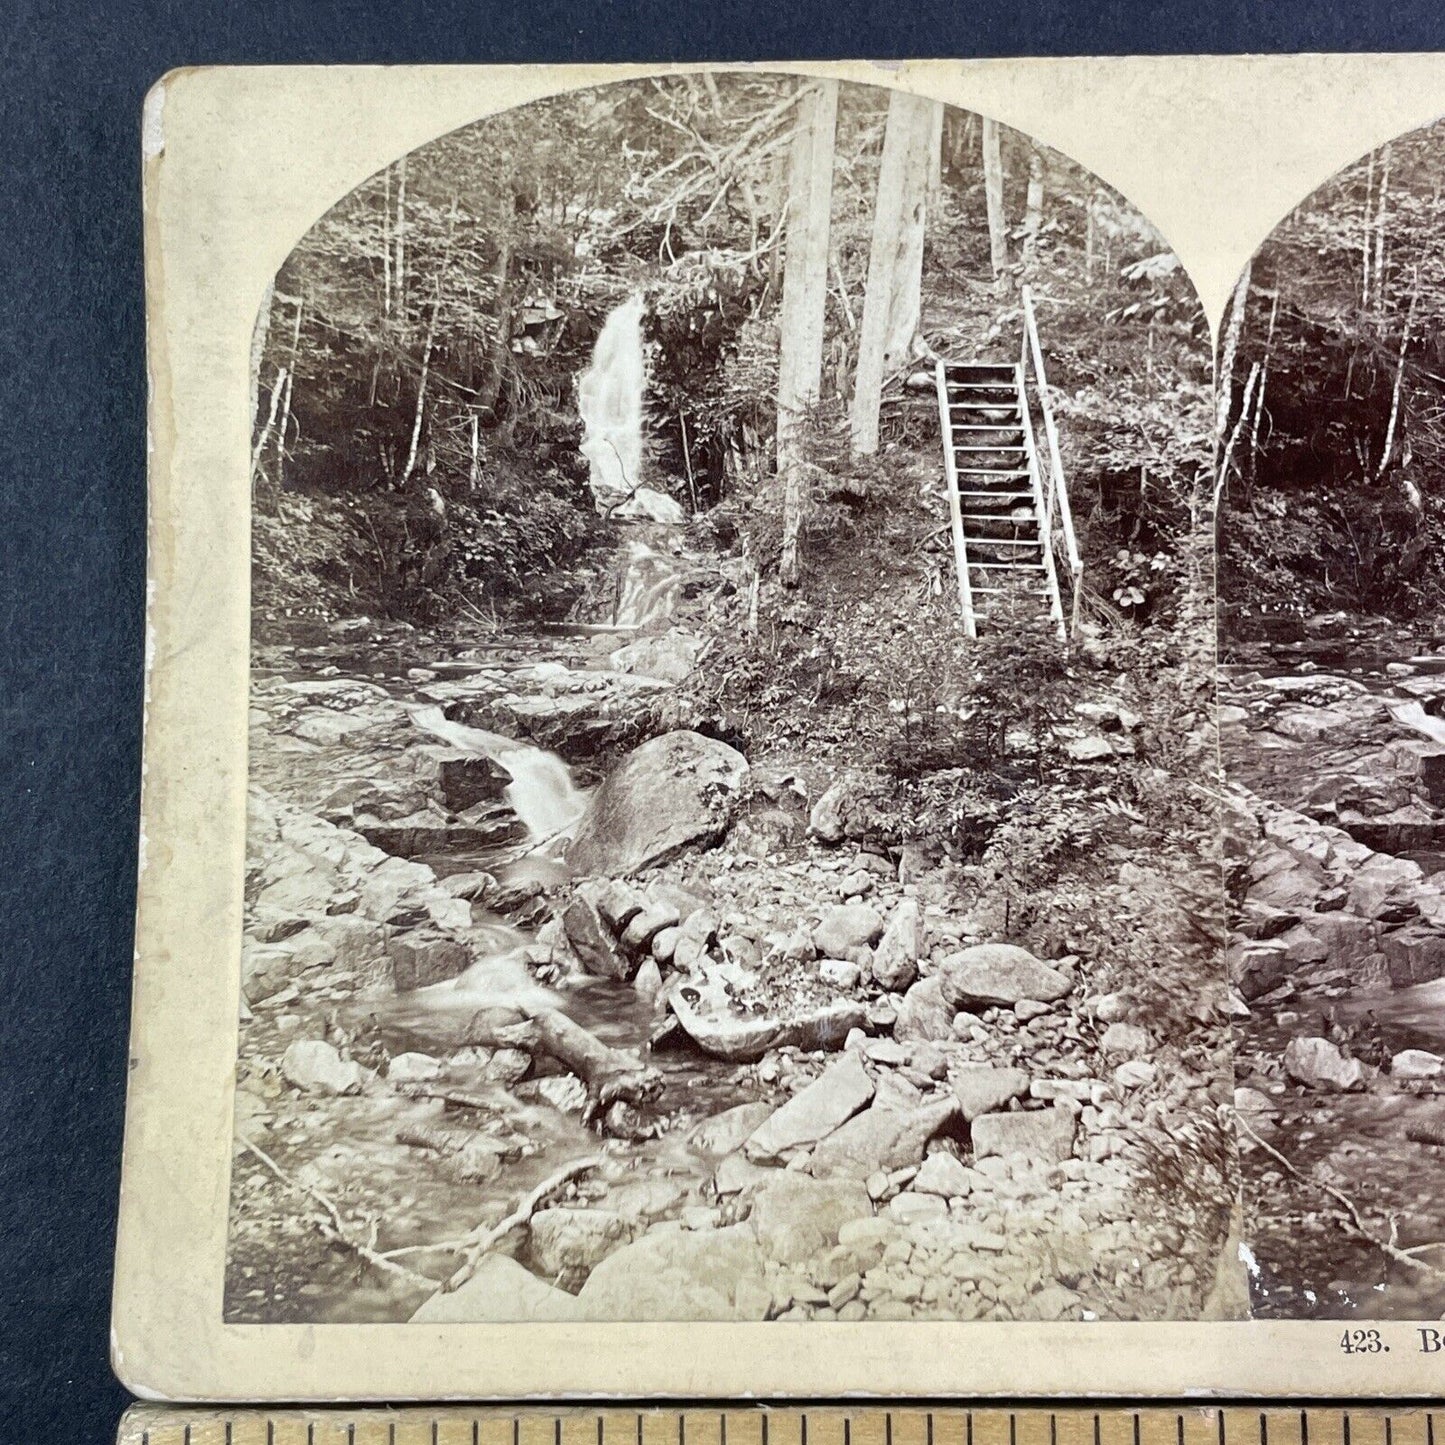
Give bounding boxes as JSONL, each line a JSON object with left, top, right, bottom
{"left": 470, "top": 1006, "right": 665, "bottom": 1127}
{"left": 440, "top": 1155, "right": 602, "bottom": 1293}
{"left": 1237, "top": 1114, "right": 1445, "bottom": 1278}
{"left": 238, "top": 1133, "right": 439, "bottom": 1290}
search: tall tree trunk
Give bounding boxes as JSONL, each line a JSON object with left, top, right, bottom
{"left": 394, "top": 157, "right": 408, "bottom": 322}
{"left": 1373, "top": 144, "right": 1392, "bottom": 314}
{"left": 1249, "top": 290, "right": 1280, "bottom": 476}
{"left": 982, "top": 117, "right": 1008, "bottom": 281}
{"left": 477, "top": 236, "right": 515, "bottom": 422}
{"left": 250, "top": 280, "right": 275, "bottom": 438}
{"left": 382, "top": 167, "right": 392, "bottom": 318}
{"left": 1216, "top": 260, "right": 1252, "bottom": 449}
{"left": 399, "top": 290, "right": 441, "bottom": 492}
{"left": 777, "top": 79, "right": 838, "bottom": 589}
{"left": 1020, "top": 148, "right": 1045, "bottom": 271}
{"left": 926, "top": 100, "right": 945, "bottom": 210}
{"left": 850, "top": 90, "right": 933, "bottom": 456}
{"left": 1377, "top": 283, "right": 1417, "bottom": 480}
{"left": 1361, "top": 152, "right": 1374, "bottom": 310}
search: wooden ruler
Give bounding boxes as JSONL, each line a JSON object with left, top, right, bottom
{"left": 118, "top": 1406, "right": 1440, "bottom": 1445}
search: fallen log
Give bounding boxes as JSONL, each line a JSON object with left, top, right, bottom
{"left": 396, "top": 1123, "right": 528, "bottom": 1183}
{"left": 468, "top": 1006, "right": 664, "bottom": 1127}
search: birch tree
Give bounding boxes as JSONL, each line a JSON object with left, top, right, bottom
{"left": 1021, "top": 148, "right": 1045, "bottom": 271}
{"left": 982, "top": 117, "right": 1008, "bottom": 280}
{"left": 850, "top": 90, "right": 934, "bottom": 455}
{"left": 777, "top": 79, "right": 838, "bottom": 587}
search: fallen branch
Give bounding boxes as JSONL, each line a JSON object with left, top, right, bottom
{"left": 238, "top": 1133, "right": 438, "bottom": 1290}
{"left": 1237, "top": 1114, "right": 1445, "bottom": 1278}
{"left": 472, "top": 1007, "right": 665, "bottom": 1126}
{"left": 441, "top": 1155, "right": 601, "bottom": 1293}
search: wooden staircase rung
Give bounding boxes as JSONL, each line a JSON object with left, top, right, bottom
{"left": 956, "top": 490, "right": 1033, "bottom": 499}
{"left": 968, "top": 561, "right": 1047, "bottom": 570}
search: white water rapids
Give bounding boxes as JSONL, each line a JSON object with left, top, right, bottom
{"left": 406, "top": 703, "right": 587, "bottom": 844}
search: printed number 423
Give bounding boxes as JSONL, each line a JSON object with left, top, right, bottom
{"left": 1340, "top": 1329, "right": 1389, "bottom": 1354}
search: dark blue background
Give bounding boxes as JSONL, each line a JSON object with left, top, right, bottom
{"left": 5, "top": 4, "right": 1445, "bottom": 1441}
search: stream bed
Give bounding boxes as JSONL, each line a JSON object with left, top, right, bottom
{"left": 1223, "top": 648, "right": 1445, "bottom": 1320}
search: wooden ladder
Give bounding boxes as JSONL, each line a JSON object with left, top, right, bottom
{"left": 934, "top": 289, "right": 1082, "bottom": 641}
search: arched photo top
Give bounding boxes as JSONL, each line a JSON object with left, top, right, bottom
{"left": 249, "top": 69, "right": 1212, "bottom": 638}
{"left": 1216, "top": 113, "right": 1445, "bottom": 643}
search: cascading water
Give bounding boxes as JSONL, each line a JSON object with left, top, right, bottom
{"left": 578, "top": 296, "right": 685, "bottom": 524}
{"left": 406, "top": 704, "right": 587, "bottom": 843}
{"left": 578, "top": 295, "right": 646, "bottom": 512}
{"left": 613, "top": 539, "right": 687, "bottom": 630}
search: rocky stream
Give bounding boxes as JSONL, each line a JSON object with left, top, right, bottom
{"left": 1224, "top": 622, "right": 1445, "bottom": 1319}
{"left": 224, "top": 516, "right": 1244, "bottom": 1326}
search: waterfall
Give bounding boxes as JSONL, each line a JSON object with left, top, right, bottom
{"left": 614, "top": 540, "right": 686, "bottom": 629}
{"left": 406, "top": 704, "right": 587, "bottom": 843}
{"left": 578, "top": 296, "right": 685, "bottom": 524}
{"left": 579, "top": 295, "right": 646, "bottom": 511}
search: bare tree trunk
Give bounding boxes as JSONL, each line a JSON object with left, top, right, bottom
{"left": 1084, "top": 189, "right": 1098, "bottom": 281}
{"left": 1374, "top": 144, "right": 1392, "bottom": 314}
{"left": 1216, "top": 361, "right": 1260, "bottom": 513}
{"left": 382, "top": 167, "right": 392, "bottom": 318}
{"left": 850, "top": 90, "right": 933, "bottom": 456}
{"left": 399, "top": 290, "right": 440, "bottom": 491}
{"left": 1020, "top": 148, "right": 1045, "bottom": 272}
{"left": 777, "top": 79, "right": 838, "bottom": 588}
{"left": 477, "top": 237, "right": 515, "bottom": 421}
{"left": 273, "top": 291, "right": 305, "bottom": 485}
{"left": 394, "top": 157, "right": 408, "bottom": 321}
{"left": 1250, "top": 290, "right": 1280, "bottom": 473}
{"left": 982, "top": 117, "right": 1008, "bottom": 281}
{"left": 926, "top": 100, "right": 945, "bottom": 210}
{"left": 249, "top": 280, "right": 275, "bottom": 438}
{"left": 1215, "top": 260, "right": 1252, "bottom": 448}
{"left": 1377, "top": 283, "right": 1417, "bottom": 480}
{"left": 1361, "top": 152, "right": 1374, "bottom": 310}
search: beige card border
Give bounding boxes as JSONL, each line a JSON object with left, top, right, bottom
{"left": 117, "top": 55, "right": 1445, "bottom": 1402}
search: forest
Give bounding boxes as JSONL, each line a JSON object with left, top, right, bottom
{"left": 230, "top": 74, "right": 1239, "bottom": 1328}
{"left": 251, "top": 73, "right": 1209, "bottom": 632}
{"left": 1218, "top": 119, "right": 1445, "bottom": 1322}
{"left": 1219, "top": 117, "right": 1445, "bottom": 635}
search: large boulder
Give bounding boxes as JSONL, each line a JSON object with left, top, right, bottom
{"left": 575, "top": 1222, "right": 768, "bottom": 1320}
{"left": 872, "top": 899, "right": 924, "bottom": 991}
{"left": 1284, "top": 1036, "right": 1366, "bottom": 1091}
{"left": 744, "top": 1053, "right": 875, "bottom": 1161}
{"left": 808, "top": 1098, "right": 961, "bottom": 1181}
{"left": 970, "top": 1103, "right": 1076, "bottom": 1164}
{"left": 562, "top": 893, "right": 629, "bottom": 980}
{"left": 951, "top": 1065, "right": 1031, "bottom": 1121}
{"left": 746, "top": 1173, "right": 872, "bottom": 1266}
{"left": 669, "top": 982, "right": 865, "bottom": 1063}
{"left": 410, "top": 1254, "right": 581, "bottom": 1323}
{"left": 281, "top": 1039, "right": 365, "bottom": 1096}
{"left": 387, "top": 930, "right": 472, "bottom": 991}
{"left": 893, "top": 977, "right": 955, "bottom": 1043}
{"left": 610, "top": 631, "right": 706, "bottom": 684}
{"left": 938, "top": 944, "right": 1072, "bottom": 1009}
{"left": 567, "top": 731, "right": 748, "bottom": 877}
{"left": 1392, "top": 1049, "right": 1445, "bottom": 1081}
{"left": 813, "top": 904, "right": 885, "bottom": 958}
{"left": 689, "top": 1101, "right": 775, "bottom": 1155}
{"left": 528, "top": 1207, "right": 633, "bottom": 1286}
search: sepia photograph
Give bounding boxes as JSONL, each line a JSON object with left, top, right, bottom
{"left": 224, "top": 70, "right": 1239, "bottom": 1327}
{"left": 1218, "top": 118, "right": 1445, "bottom": 1320}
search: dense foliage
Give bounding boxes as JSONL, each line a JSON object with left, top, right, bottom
{"left": 252, "top": 73, "right": 1211, "bottom": 629}
{"left": 1219, "top": 119, "right": 1445, "bottom": 632}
